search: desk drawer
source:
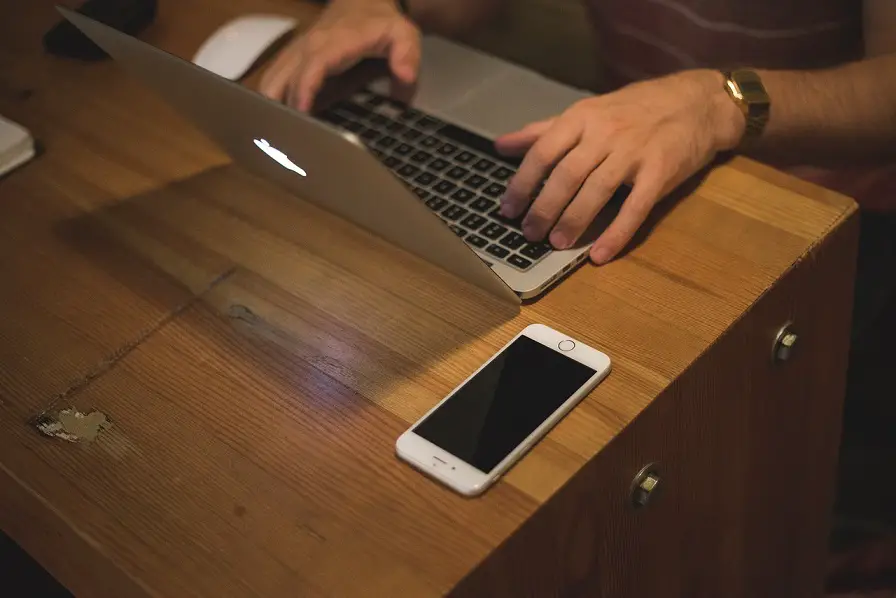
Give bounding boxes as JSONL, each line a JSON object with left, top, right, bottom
{"left": 452, "top": 212, "right": 859, "bottom": 597}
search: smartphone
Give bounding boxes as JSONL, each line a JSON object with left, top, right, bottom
{"left": 396, "top": 324, "right": 612, "bottom": 497}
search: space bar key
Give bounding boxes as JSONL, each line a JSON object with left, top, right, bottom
{"left": 436, "top": 123, "right": 521, "bottom": 168}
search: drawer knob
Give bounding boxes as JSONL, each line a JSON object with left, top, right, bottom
{"left": 773, "top": 323, "right": 799, "bottom": 363}
{"left": 631, "top": 463, "right": 661, "bottom": 509}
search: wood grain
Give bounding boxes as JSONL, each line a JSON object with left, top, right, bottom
{"left": 0, "top": 1, "right": 859, "bottom": 596}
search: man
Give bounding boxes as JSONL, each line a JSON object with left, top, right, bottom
{"left": 260, "top": 1, "right": 896, "bottom": 592}
{"left": 262, "top": 0, "right": 895, "bottom": 587}
{"left": 260, "top": 0, "right": 895, "bottom": 267}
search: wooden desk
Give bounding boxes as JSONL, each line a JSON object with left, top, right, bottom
{"left": 0, "top": 1, "right": 859, "bottom": 596}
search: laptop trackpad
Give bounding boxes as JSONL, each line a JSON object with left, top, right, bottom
{"left": 442, "top": 70, "right": 590, "bottom": 139}
{"left": 368, "top": 36, "right": 590, "bottom": 140}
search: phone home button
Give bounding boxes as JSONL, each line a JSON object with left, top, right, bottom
{"left": 558, "top": 340, "right": 576, "bottom": 352}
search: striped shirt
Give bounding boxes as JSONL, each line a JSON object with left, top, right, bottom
{"left": 588, "top": 0, "right": 864, "bottom": 89}
{"left": 588, "top": 0, "right": 895, "bottom": 211}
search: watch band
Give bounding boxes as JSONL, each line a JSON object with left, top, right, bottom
{"left": 721, "top": 69, "right": 770, "bottom": 140}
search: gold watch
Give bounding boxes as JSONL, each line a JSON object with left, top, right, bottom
{"left": 721, "top": 69, "right": 770, "bottom": 141}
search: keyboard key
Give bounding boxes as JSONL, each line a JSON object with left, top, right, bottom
{"left": 399, "top": 108, "right": 422, "bottom": 122}
{"left": 437, "top": 122, "right": 523, "bottom": 169}
{"left": 461, "top": 214, "right": 487, "bottom": 230}
{"left": 486, "top": 244, "right": 510, "bottom": 259}
{"left": 473, "top": 158, "right": 495, "bottom": 172}
{"left": 370, "top": 148, "right": 385, "bottom": 159}
{"left": 369, "top": 113, "right": 388, "bottom": 126}
{"left": 470, "top": 197, "right": 497, "bottom": 213}
{"left": 414, "top": 171, "right": 437, "bottom": 186}
{"left": 420, "top": 135, "right": 440, "bottom": 148}
{"left": 442, "top": 205, "right": 468, "bottom": 221}
{"left": 334, "top": 101, "right": 372, "bottom": 119}
{"left": 492, "top": 166, "right": 515, "bottom": 181}
{"left": 416, "top": 116, "right": 443, "bottom": 129}
{"left": 500, "top": 232, "right": 527, "bottom": 250}
{"left": 394, "top": 143, "right": 414, "bottom": 156}
{"left": 483, "top": 182, "right": 506, "bottom": 198}
{"left": 319, "top": 110, "right": 346, "bottom": 126}
{"left": 351, "top": 91, "right": 374, "bottom": 103}
{"left": 398, "top": 164, "right": 420, "bottom": 177}
{"left": 383, "top": 156, "right": 403, "bottom": 170}
{"left": 344, "top": 120, "right": 364, "bottom": 132}
{"left": 413, "top": 186, "right": 430, "bottom": 199}
{"left": 465, "top": 174, "right": 488, "bottom": 189}
{"left": 482, "top": 222, "right": 508, "bottom": 240}
{"left": 360, "top": 128, "right": 381, "bottom": 142}
{"left": 489, "top": 208, "right": 525, "bottom": 229}
{"left": 403, "top": 128, "right": 423, "bottom": 141}
{"left": 386, "top": 121, "right": 405, "bottom": 133}
{"left": 521, "top": 242, "right": 552, "bottom": 260}
{"left": 446, "top": 166, "right": 469, "bottom": 180}
{"left": 410, "top": 150, "right": 432, "bottom": 163}
{"left": 437, "top": 143, "right": 458, "bottom": 156}
{"left": 428, "top": 158, "right": 450, "bottom": 172}
{"left": 449, "top": 225, "right": 467, "bottom": 238}
{"left": 455, "top": 151, "right": 475, "bottom": 164}
{"left": 507, "top": 254, "right": 534, "bottom": 270}
{"left": 376, "top": 135, "right": 398, "bottom": 149}
{"left": 433, "top": 180, "right": 457, "bottom": 195}
{"left": 451, "top": 188, "right": 475, "bottom": 203}
{"left": 426, "top": 197, "right": 448, "bottom": 211}
{"left": 466, "top": 234, "right": 488, "bottom": 249}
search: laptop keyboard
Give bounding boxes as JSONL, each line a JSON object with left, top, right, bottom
{"left": 317, "top": 89, "right": 554, "bottom": 272}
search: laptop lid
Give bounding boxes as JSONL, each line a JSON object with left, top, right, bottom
{"left": 58, "top": 7, "right": 521, "bottom": 307}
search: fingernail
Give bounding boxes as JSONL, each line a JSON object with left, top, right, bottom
{"left": 550, "top": 230, "right": 570, "bottom": 250}
{"left": 592, "top": 247, "right": 612, "bottom": 265}
{"left": 523, "top": 223, "right": 540, "bottom": 240}
{"left": 500, "top": 202, "right": 517, "bottom": 217}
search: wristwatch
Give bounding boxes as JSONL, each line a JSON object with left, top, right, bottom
{"left": 721, "top": 69, "right": 770, "bottom": 141}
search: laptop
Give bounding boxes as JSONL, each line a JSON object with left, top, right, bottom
{"left": 60, "top": 7, "right": 617, "bottom": 305}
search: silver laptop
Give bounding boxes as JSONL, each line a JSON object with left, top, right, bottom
{"left": 61, "top": 7, "right": 610, "bottom": 305}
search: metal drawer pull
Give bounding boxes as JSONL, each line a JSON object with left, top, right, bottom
{"left": 773, "top": 322, "right": 799, "bottom": 363}
{"left": 631, "top": 463, "right": 661, "bottom": 509}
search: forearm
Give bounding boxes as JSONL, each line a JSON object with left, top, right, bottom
{"left": 749, "top": 54, "right": 896, "bottom": 167}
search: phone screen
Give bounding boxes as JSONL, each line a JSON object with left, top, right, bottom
{"left": 413, "top": 336, "right": 597, "bottom": 473}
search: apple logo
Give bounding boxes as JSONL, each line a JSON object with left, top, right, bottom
{"left": 254, "top": 138, "right": 307, "bottom": 177}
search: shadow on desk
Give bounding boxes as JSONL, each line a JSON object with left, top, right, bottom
{"left": 52, "top": 164, "right": 520, "bottom": 420}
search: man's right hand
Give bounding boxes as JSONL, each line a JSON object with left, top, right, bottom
{"left": 259, "top": 0, "right": 421, "bottom": 112}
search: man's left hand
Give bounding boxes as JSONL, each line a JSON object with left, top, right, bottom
{"left": 495, "top": 70, "right": 746, "bottom": 264}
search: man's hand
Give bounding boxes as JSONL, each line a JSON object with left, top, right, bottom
{"left": 259, "top": 0, "right": 420, "bottom": 112}
{"left": 495, "top": 70, "right": 745, "bottom": 264}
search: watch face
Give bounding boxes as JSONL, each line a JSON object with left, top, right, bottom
{"left": 726, "top": 70, "right": 770, "bottom": 138}
{"left": 732, "top": 70, "right": 770, "bottom": 106}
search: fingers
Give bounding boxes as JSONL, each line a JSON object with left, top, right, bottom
{"left": 387, "top": 22, "right": 421, "bottom": 84}
{"left": 259, "top": 41, "right": 303, "bottom": 101}
{"left": 493, "top": 119, "right": 554, "bottom": 157}
{"left": 386, "top": 22, "right": 420, "bottom": 102}
{"left": 590, "top": 161, "right": 666, "bottom": 264}
{"left": 293, "top": 35, "right": 370, "bottom": 111}
{"left": 500, "top": 118, "right": 581, "bottom": 219}
{"left": 521, "top": 143, "right": 609, "bottom": 242}
{"left": 264, "top": 19, "right": 421, "bottom": 113}
{"left": 548, "top": 152, "right": 631, "bottom": 249}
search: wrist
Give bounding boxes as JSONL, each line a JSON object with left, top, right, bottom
{"left": 705, "top": 70, "right": 748, "bottom": 152}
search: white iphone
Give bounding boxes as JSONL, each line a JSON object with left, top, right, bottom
{"left": 396, "top": 323, "right": 612, "bottom": 497}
